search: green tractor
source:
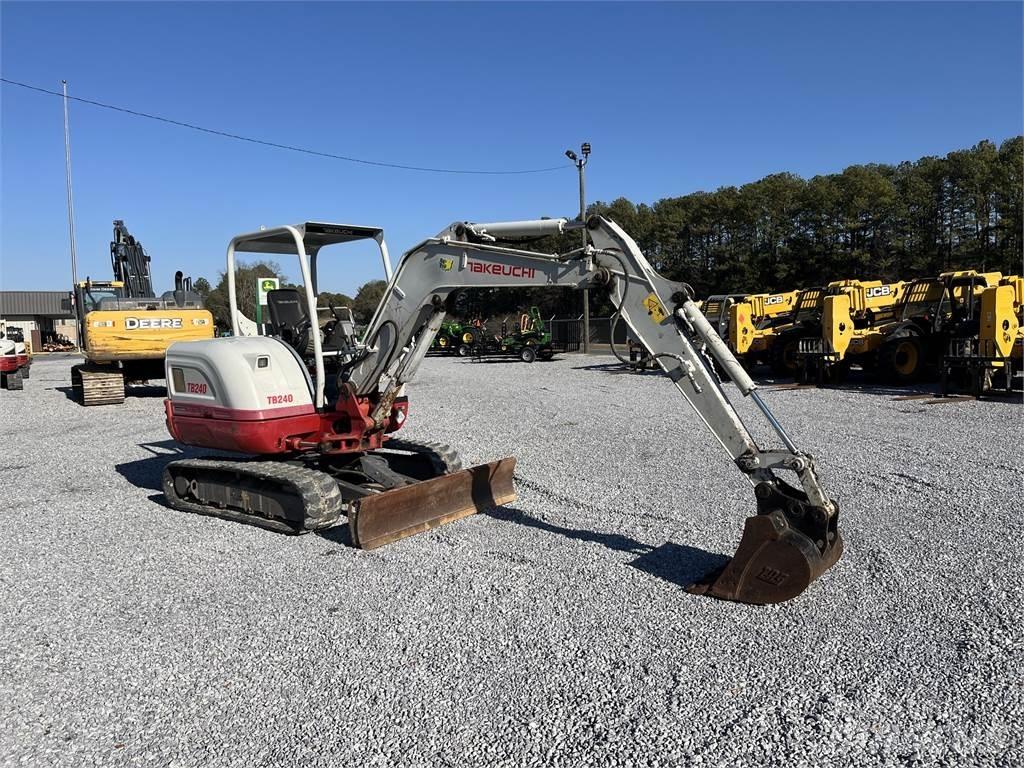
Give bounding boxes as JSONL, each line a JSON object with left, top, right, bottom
{"left": 495, "top": 307, "right": 555, "bottom": 363}
{"left": 432, "top": 319, "right": 480, "bottom": 356}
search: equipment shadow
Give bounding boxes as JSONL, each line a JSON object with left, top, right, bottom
{"left": 317, "top": 525, "right": 356, "bottom": 547}
{"left": 125, "top": 384, "right": 169, "bottom": 399}
{"left": 115, "top": 440, "right": 237, "bottom": 493}
{"left": 53, "top": 386, "right": 77, "bottom": 401}
{"left": 571, "top": 362, "right": 664, "bottom": 376}
{"left": 485, "top": 505, "right": 729, "bottom": 588}
{"left": 51, "top": 384, "right": 168, "bottom": 402}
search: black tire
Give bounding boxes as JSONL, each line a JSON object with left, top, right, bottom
{"left": 971, "top": 367, "right": 991, "bottom": 397}
{"left": 770, "top": 334, "right": 801, "bottom": 378}
{"left": 519, "top": 346, "right": 537, "bottom": 363}
{"left": 21, "top": 366, "right": 30, "bottom": 380}
{"left": 820, "top": 360, "right": 850, "bottom": 387}
{"left": 457, "top": 344, "right": 471, "bottom": 357}
{"left": 879, "top": 336, "right": 924, "bottom": 385}
{"left": 537, "top": 345, "right": 554, "bottom": 361}
{"left": 859, "top": 351, "right": 880, "bottom": 377}
{"left": 796, "top": 357, "right": 812, "bottom": 385}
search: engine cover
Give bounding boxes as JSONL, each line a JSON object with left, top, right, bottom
{"left": 165, "top": 337, "right": 319, "bottom": 454}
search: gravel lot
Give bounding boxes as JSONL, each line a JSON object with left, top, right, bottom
{"left": 1, "top": 354, "right": 1021, "bottom": 767}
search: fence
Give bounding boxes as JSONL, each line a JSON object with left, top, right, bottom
{"left": 547, "top": 316, "right": 628, "bottom": 352}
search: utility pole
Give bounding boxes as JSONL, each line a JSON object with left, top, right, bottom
{"left": 61, "top": 79, "right": 82, "bottom": 348}
{"left": 565, "top": 142, "right": 591, "bottom": 352}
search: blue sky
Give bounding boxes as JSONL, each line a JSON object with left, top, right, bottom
{"left": 2, "top": 1, "right": 1021, "bottom": 295}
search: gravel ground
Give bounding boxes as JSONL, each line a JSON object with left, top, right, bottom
{"left": 1, "top": 354, "right": 1021, "bottom": 768}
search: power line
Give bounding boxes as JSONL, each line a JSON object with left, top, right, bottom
{"left": 1, "top": 77, "right": 570, "bottom": 176}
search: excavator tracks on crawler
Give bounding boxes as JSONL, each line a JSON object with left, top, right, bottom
{"left": 162, "top": 458, "right": 345, "bottom": 534}
{"left": 72, "top": 363, "right": 125, "bottom": 406}
{"left": 375, "top": 438, "right": 464, "bottom": 475}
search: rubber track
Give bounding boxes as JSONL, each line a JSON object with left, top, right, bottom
{"left": 73, "top": 364, "right": 125, "bottom": 406}
{"left": 162, "top": 458, "right": 344, "bottom": 534}
{"left": 379, "top": 438, "right": 464, "bottom": 476}
{"left": 2, "top": 370, "right": 23, "bottom": 390}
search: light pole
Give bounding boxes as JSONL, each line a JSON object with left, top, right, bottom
{"left": 61, "top": 79, "right": 82, "bottom": 348}
{"left": 565, "top": 142, "right": 591, "bottom": 352}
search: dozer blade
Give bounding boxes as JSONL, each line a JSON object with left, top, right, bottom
{"left": 687, "top": 481, "right": 843, "bottom": 605}
{"left": 349, "top": 457, "right": 517, "bottom": 549}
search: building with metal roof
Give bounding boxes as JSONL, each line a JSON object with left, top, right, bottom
{"left": 0, "top": 291, "right": 78, "bottom": 351}
{"left": 0, "top": 291, "right": 74, "bottom": 318}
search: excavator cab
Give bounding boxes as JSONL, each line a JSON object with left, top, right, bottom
{"left": 223, "top": 222, "right": 393, "bottom": 397}
{"left": 266, "top": 288, "right": 315, "bottom": 356}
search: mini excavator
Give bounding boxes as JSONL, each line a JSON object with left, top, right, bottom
{"left": 161, "top": 217, "right": 843, "bottom": 604}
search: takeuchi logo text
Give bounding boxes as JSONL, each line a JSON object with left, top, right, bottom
{"left": 467, "top": 261, "right": 537, "bottom": 279}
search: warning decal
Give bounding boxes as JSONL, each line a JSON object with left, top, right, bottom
{"left": 642, "top": 293, "right": 668, "bottom": 324}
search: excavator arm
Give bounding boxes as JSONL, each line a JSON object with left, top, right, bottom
{"left": 342, "top": 215, "right": 842, "bottom": 602}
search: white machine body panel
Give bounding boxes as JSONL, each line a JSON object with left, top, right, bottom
{"left": 165, "top": 336, "right": 314, "bottom": 414}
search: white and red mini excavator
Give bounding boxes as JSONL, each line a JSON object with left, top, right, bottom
{"left": 161, "top": 217, "right": 842, "bottom": 604}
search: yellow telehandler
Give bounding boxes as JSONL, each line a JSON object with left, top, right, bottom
{"left": 868, "top": 270, "right": 1003, "bottom": 384}
{"left": 795, "top": 280, "right": 906, "bottom": 384}
{"left": 941, "top": 274, "right": 1022, "bottom": 394}
{"left": 726, "top": 290, "right": 799, "bottom": 366}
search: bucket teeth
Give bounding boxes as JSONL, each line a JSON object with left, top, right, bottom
{"left": 350, "top": 457, "right": 516, "bottom": 549}
{"left": 687, "top": 481, "right": 843, "bottom": 605}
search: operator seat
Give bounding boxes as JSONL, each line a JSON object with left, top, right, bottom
{"left": 266, "top": 288, "right": 313, "bottom": 357}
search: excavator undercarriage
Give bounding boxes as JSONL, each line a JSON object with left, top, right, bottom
{"left": 163, "top": 438, "right": 515, "bottom": 547}
{"left": 160, "top": 216, "right": 843, "bottom": 605}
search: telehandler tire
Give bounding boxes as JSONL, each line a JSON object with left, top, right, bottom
{"left": 879, "top": 336, "right": 924, "bottom": 385}
{"left": 819, "top": 360, "right": 850, "bottom": 387}
{"left": 770, "top": 334, "right": 801, "bottom": 378}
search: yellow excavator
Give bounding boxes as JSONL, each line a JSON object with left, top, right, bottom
{"left": 71, "top": 220, "right": 214, "bottom": 405}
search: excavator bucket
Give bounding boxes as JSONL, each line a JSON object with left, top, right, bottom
{"left": 349, "top": 457, "right": 517, "bottom": 549}
{"left": 687, "top": 481, "right": 843, "bottom": 604}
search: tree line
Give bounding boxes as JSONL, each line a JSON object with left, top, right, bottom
{"left": 195, "top": 136, "right": 1022, "bottom": 329}
{"left": 588, "top": 137, "right": 1022, "bottom": 297}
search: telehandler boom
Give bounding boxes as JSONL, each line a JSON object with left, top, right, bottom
{"left": 162, "top": 216, "right": 843, "bottom": 605}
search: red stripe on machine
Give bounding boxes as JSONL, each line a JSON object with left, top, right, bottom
{"left": 169, "top": 401, "right": 316, "bottom": 422}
